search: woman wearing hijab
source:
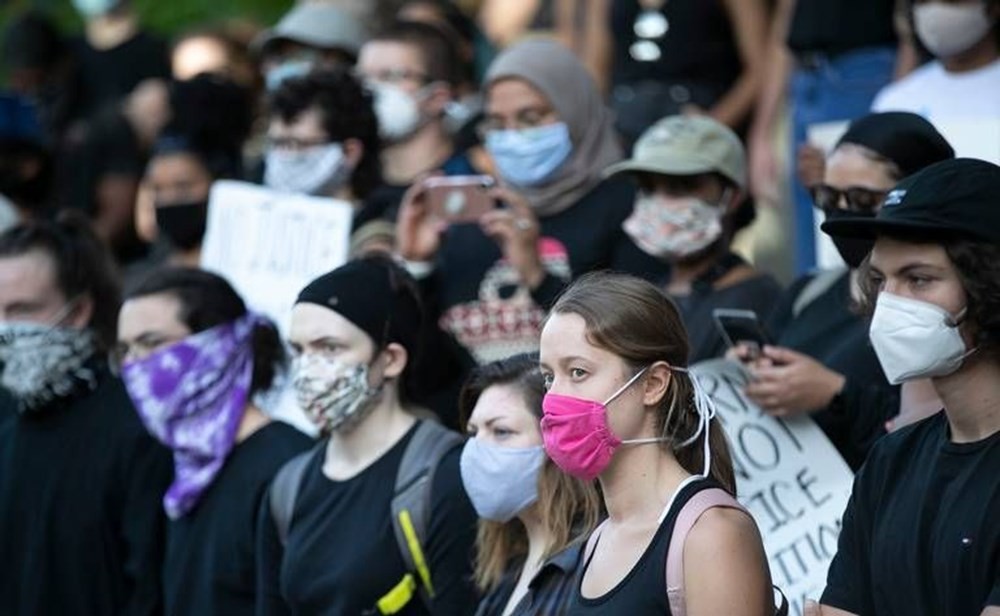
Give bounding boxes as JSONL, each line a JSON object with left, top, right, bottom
{"left": 396, "top": 38, "right": 669, "bottom": 365}
{"left": 116, "top": 267, "right": 312, "bottom": 615}
{"left": 733, "top": 112, "right": 955, "bottom": 470}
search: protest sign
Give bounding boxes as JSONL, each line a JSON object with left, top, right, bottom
{"left": 200, "top": 180, "right": 354, "bottom": 332}
{"left": 200, "top": 181, "right": 354, "bottom": 434}
{"left": 691, "top": 359, "right": 854, "bottom": 616}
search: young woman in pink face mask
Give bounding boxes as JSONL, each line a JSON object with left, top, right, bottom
{"left": 538, "top": 272, "right": 772, "bottom": 616}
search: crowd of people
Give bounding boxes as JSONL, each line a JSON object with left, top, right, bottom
{"left": 1, "top": 1, "right": 998, "bottom": 615}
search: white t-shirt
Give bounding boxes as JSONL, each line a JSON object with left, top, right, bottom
{"left": 871, "top": 59, "right": 1000, "bottom": 121}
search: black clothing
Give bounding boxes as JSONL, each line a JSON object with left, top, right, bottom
{"left": 0, "top": 367, "right": 173, "bottom": 616}
{"left": 164, "top": 422, "right": 311, "bottom": 616}
{"left": 569, "top": 478, "right": 719, "bottom": 615}
{"left": 822, "top": 413, "right": 1000, "bottom": 615}
{"left": 475, "top": 542, "right": 584, "bottom": 616}
{"left": 256, "top": 423, "right": 479, "bottom": 615}
{"left": 609, "top": 0, "right": 744, "bottom": 144}
{"left": 429, "top": 178, "right": 670, "bottom": 363}
{"left": 787, "top": 0, "right": 896, "bottom": 56}
{"left": 672, "top": 272, "right": 783, "bottom": 363}
{"left": 67, "top": 31, "right": 169, "bottom": 124}
{"left": 767, "top": 270, "right": 896, "bottom": 470}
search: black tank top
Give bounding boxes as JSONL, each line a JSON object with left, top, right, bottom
{"left": 568, "top": 477, "right": 717, "bottom": 615}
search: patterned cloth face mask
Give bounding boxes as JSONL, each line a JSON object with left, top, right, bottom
{"left": 623, "top": 192, "right": 727, "bottom": 260}
{"left": 120, "top": 312, "right": 264, "bottom": 518}
{"left": 0, "top": 301, "right": 98, "bottom": 413}
{"left": 292, "top": 353, "right": 384, "bottom": 435}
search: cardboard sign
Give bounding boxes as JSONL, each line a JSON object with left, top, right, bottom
{"left": 200, "top": 180, "right": 354, "bottom": 332}
{"left": 691, "top": 359, "right": 855, "bottom": 616}
{"left": 200, "top": 181, "right": 354, "bottom": 435}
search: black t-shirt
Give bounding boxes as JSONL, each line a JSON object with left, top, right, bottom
{"left": 672, "top": 273, "right": 783, "bottom": 364}
{"left": 67, "top": 30, "right": 170, "bottom": 124}
{"left": 768, "top": 271, "right": 896, "bottom": 470}
{"left": 0, "top": 369, "right": 173, "bottom": 616}
{"left": 786, "top": 0, "right": 897, "bottom": 55}
{"left": 822, "top": 413, "right": 1000, "bottom": 615}
{"left": 430, "top": 178, "right": 670, "bottom": 363}
{"left": 256, "top": 423, "right": 479, "bottom": 615}
{"left": 163, "top": 422, "right": 312, "bottom": 616}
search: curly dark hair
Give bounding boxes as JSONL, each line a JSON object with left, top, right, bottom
{"left": 270, "top": 69, "right": 382, "bottom": 200}
{"left": 125, "top": 267, "right": 286, "bottom": 396}
{"left": 858, "top": 234, "right": 1000, "bottom": 361}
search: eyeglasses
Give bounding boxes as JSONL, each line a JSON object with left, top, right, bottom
{"left": 810, "top": 184, "right": 887, "bottom": 214}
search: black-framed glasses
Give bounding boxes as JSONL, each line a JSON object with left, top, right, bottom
{"left": 810, "top": 184, "right": 887, "bottom": 214}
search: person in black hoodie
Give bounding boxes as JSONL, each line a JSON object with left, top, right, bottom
{"left": 116, "top": 267, "right": 312, "bottom": 615}
{"left": 0, "top": 213, "right": 172, "bottom": 616}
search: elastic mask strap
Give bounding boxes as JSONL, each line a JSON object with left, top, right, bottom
{"left": 49, "top": 296, "right": 81, "bottom": 328}
{"left": 671, "top": 367, "right": 716, "bottom": 479}
{"left": 603, "top": 366, "right": 650, "bottom": 407}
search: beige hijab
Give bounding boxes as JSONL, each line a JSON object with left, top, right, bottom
{"left": 484, "top": 39, "right": 623, "bottom": 217}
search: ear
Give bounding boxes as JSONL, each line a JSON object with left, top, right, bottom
{"left": 379, "top": 341, "right": 409, "bottom": 380}
{"left": 642, "top": 361, "right": 672, "bottom": 407}
{"left": 341, "top": 138, "right": 364, "bottom": 170}
{"left": 722, "top": 187, "right": 746, "bottom": 216}
{"left": 66, "top": 294, "right": 94, "bottom": 331}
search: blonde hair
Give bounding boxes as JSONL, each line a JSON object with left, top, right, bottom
{"left": 458, "top": 354, "right": 602, "bottom": 591}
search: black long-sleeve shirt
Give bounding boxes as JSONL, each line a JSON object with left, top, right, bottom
{"left": 0, "top": 368, "right": 173, "bottom": 616}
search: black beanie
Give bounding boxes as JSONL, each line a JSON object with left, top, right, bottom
{"left": 836, "top": 112, "right": 955, "bottom": 178}
{"left": 295, "top": 256, "right": 423, "bottom": 354}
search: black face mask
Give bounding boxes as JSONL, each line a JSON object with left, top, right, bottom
{"left": 823, "top": 207, "right": 875, "bottom": 268}
{"left": 155, "top": 200, "right": 208, "bottom": 250}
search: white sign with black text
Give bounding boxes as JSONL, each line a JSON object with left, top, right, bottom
{"left": 691, "top": 359, "right": 854, "bottom": 616}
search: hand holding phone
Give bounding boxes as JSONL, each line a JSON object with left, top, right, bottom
{"left": 423, "top": 175, "right": 497, "bottom": 224}
{"left": 713, "top": 309, "right": 772, "bottom": 361}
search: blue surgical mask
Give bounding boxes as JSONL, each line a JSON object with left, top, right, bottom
{"left": 485, "top": 122, "right": 573, "bottom": 187}
{"left": 459, "top": 438, "right": 545, "bottom": 522}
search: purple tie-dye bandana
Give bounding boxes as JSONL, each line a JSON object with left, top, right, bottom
{"left": 121, "top": 313, "right": 263, "bottom": 519}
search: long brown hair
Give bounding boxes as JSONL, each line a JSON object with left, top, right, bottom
{"left": 548, "top": 272, "right": 737, "bottom": 494}
{"left": 459, "top": 354, "right": 602, "bottom": 591}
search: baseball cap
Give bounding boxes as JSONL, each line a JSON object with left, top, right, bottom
{"left": 821, "top": 158, "right": 1000, "bottom": 243}
{"left": 252, "top": 4, "right": 369, "bottom": 60}
{"left": 604, "top": 115, "right": 747, "bottom": 189}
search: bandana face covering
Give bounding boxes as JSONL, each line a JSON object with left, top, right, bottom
{"left": 121, "top": 313, "right": 262, "bottom": 519}
{"left": 0, "top": 322, "right": 98, "bottom": 413}
{"left": 623, "top": 193, "right": 724, "bottom": 260}
{"left": 264, "top": 143, "right": 349, "bottom": 196}
{"left": 292, "top": 353, "right": 383, "bottom": 434}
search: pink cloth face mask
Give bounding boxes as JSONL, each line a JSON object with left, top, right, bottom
{"left": 540, "top": 367, "right": 659, "bottom": 481}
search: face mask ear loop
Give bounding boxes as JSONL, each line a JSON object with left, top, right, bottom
{"left": 672, "top": 368, "right": 715, "bottom": 479}
{"left": 49, "top": 296, "right": 82, "bottom": 329}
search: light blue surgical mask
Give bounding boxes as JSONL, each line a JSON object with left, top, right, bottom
{"left": 265, "top": 58, "right": 316, "bottom": 92}
{"left": 485, "top": 122, "right": 573, "bottom": 187}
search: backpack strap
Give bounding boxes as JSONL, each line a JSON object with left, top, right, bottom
{"left": 386, "top": 420, "right": 463, "bottom": 614}
{"left": 792, "top": 268, "right": 846, "bottom": 318}
{"left": 665, "top": 487, "right": 745, "bottom": 616}
{"left": 269, "top": 442, "right": 324, "bottom": 545}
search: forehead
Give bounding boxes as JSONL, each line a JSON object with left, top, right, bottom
{"left": 540, "top": 312, "right": 608, "bottom": 364}
{"left": 358, "top": 40, "right": 425, "bottom": 71}
{"left": 147, "top": 152, "right": 210, "bottom": 182}
{"left": 117, "top": 293, "right": 187, "bottom": 340}
{"left": 0, "top": 250, "right": 62, "bottom": 303}
{"left": 486, "top": 78, "right": 550, "bottom": 114}
{"left": 870, "top": 236, "right": 952, "bottom": 270}
{"left": 289, "top": 302, "right": 371, "bottom": 345}
{"left": 268, "top": 106, "right": 327, "bottom": 138}
{"left": 469, "top": 382, "right": 535, "bottom": 423}
{"left": 826, "top": 146, "right": 896, "bottom": 191}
